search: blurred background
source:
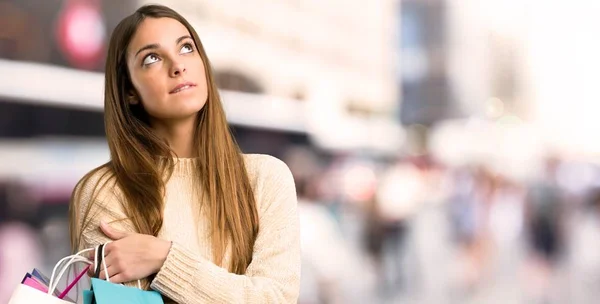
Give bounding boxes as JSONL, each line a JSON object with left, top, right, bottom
{"left": 1, "top": 0, "right": 600, "bottom": 303}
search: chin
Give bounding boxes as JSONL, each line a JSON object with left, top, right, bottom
{"left": 171, "top": 95, "right": 207, "bottom": 110}
{"left": 178, "top": 103, "right": 207, "bottom": 117}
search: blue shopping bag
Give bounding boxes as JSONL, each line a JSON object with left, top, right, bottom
{"left": 83, "top": 278, "right": 163, "bottom": 304}
{"left": 83, "top": 243, "right": 164, "bottom": 304}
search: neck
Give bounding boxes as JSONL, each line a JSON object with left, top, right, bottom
{"left": 150, "top": 116, "right": 196, "bottom": 158}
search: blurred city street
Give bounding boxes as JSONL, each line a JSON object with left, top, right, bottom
{"left": 2, "top": 0, "right": 600, "bottom": 303}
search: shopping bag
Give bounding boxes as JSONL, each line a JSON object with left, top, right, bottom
{"left": 83, "top": 243, "right": 164, "bottom": 304}
{"left": 8, "top": 284, "right": 74, "bottom": 304}
{"left": 32, "top": 267, "right": 77, "bottom": 300}
{"left": 83, "top": 278, "right": 164, "bottom": 304}
{"left": 8, "top": 248, "right": 94, "bottom": 304}
{"left": 22, "top": 276, "right": 49, "bottom": 292}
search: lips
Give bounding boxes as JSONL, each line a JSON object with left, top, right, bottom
{"left": 170, "top": 82, "right": 196, "bottom": 94}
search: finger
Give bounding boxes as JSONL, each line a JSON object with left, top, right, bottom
{"left": 100, "top": 222, "right": 130, "bottom": 240}
{"left": 86, "top": 250, "right": 97, "bottom": 277}
{"left": 103, "top": 241, "right": 114, "bottom": 255}
{"left": 103, "top": 247, "right": 119, "bottom": 264}
{"left": 87, "top": 265, "right": 95, "bottom": 277}
{"left": 100, "top": 252, "right": 120, "bottom": 280}
{"left": 98, "top": 264, "right": 119, "bottom": 281}
{"left": 109, "top": 273, "right": 128, "bottom": 284}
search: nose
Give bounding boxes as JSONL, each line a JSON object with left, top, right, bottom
{"left": 169, "top": 61, "right": 186, "bottom": 77}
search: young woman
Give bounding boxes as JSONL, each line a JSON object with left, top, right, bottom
{"left": 69, "top": 4, "right": 300, "bottom": 303}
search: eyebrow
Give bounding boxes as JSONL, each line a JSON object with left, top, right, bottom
{"left": 134, "top": 35, "right": 193, "bottom": 58}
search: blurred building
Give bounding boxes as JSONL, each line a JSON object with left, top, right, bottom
{"left": 398, "top": 0, "right": 457, "bottom": 127}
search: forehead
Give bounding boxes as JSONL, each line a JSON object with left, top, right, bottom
{"left": 127, "top": 17, "right": 190, "bottom": 55}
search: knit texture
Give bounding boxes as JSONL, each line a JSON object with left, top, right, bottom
{"left": 73, "top": 154, "right": 301, "bottom": 303}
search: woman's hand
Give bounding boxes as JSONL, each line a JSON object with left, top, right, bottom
{"left": 91, "top": 221, "right": 172, "bottom": 283}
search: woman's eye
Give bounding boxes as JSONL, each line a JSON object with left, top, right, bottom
{"left": 180, "top": 43, "right": 193, "bottom": 54}
{"left": 142, "top": 54, "right": 160, "bottom": 66}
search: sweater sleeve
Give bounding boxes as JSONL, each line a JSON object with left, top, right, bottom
{"left": 150, "top": 156, "right": 301, "bottom": 304}
{"left": 73, "top": 169, "right": 157, "bottom": 291}
{"left": 72, "top": 168, "right": 136, "bottom": 253}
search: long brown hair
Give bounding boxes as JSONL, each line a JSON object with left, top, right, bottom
{"left": 69, "top": 4, "right": 259, "bottom": 275}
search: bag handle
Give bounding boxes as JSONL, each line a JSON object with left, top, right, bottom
{"left": 58, "top": 264, "right": 90, "bottom": 299}
{"left": 47, "top": 243, "right": 144, "bottom": 299}
{"left": 93, "top": 242, "right": 142, "bottom": 289}
{"left": 93, "top": 244, "right": 106, "bottom": 280}
{"left": 47, "top": 248, "right": 94, "bottom": 295}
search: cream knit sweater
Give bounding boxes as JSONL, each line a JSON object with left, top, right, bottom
{"left": 73, "top": 154, "right": 301, "bottom": 303}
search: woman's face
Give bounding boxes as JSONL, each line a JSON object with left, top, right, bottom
{"left": 126, "top": 17, "right": 208, "bottom": 122}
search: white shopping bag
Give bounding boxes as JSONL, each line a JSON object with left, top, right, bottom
{"left": 8, "top": 283, "right": 74, "bottom": 304}
{"left": 8, "top": 248, "right": 95, "bottom": 304}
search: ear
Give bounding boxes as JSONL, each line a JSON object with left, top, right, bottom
{"left": 127, "top": 90, "right": 140, "bottom": 105}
